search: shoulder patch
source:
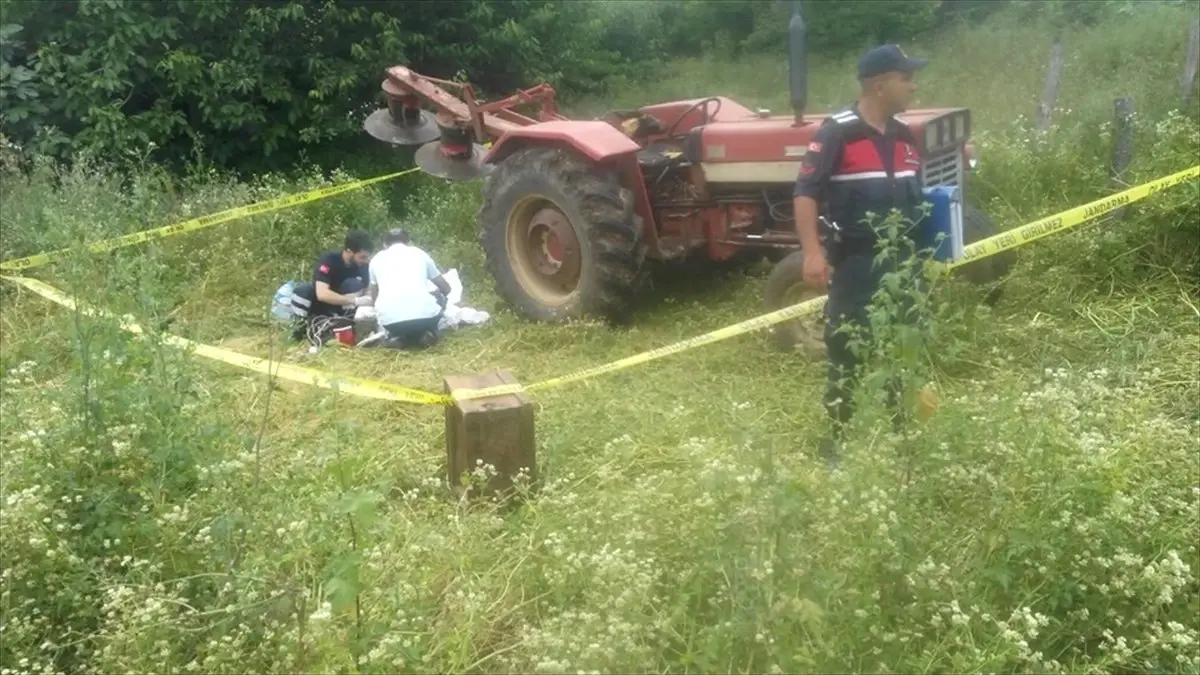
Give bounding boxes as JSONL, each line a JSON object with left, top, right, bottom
{"left": 830, "top": 109, "right": 859, "bottom": 125}
{"left": 318, "top": 264, "right": 330, "bottom": 274}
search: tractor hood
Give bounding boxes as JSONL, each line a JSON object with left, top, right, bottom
{"left": 677, "top": 106, "right": 971, "bottom": 166}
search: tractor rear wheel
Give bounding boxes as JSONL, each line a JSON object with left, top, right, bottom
{"left": 763, "top": 250, "right": 828, "bottom": 359}
{"left": 955, "top": 204, "right": 1016, "bottom": 305}
{"left": 478, "top": 146, "right": 645, "bottom": 323}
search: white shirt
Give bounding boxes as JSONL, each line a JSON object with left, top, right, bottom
{"left": 368, "top": 243, "right": 443, "bottom": 326}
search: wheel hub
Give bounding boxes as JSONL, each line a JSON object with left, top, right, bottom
{"left": 528, "top": 207, "right": 574, "bottom": 276}
{"left": 506, "top": 198, "right": 583, "bottom": 306}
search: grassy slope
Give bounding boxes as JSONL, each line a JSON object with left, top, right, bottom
{"left": 570, "top": 2, "right": 1197, "bottom": 130}
{"left": 1, "top": 4, "right": 1198, "bottom": 674}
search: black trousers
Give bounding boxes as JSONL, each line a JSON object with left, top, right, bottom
{"left": 383, "top": 315, "right": 442, "bottom": 348}
{"left": 823, "top": 240, "right": 927, "bottom": 434}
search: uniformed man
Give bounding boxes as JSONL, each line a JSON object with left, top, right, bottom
{"left": 308, "top": 229, "right": 374, "bottom": 317}
{"left": 792, "top": 44, "right": 932, "bottom": 464}
{"left": 289, "top": 229, "right": 374, "bottom": 345}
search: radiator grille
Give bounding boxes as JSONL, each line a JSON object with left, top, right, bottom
{"left": 921, "top": 148, "right": 963, "bottom": 188}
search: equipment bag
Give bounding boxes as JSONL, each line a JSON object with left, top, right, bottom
{"left": 271, "top": 281, "right": 298, "bottom": 321}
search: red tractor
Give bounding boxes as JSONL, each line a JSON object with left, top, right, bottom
{"left": 364, "top": 4, "right": 1013, "bottom": 356}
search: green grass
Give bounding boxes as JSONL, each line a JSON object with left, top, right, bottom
{"left": 2, "top": 5, "right": 1200, "bottom": 674}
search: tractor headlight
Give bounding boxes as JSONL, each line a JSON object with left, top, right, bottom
{"left": 965, "top": 143, "right": 979, "bottom": 170}
{"left": 923, "top": 111, "right": 972, "bottom": 155}
{"left": 924, "top": 124, "right": 939, "bottom": 154}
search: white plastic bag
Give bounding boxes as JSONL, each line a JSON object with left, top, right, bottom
{"left": 271, "top": 281, "right": 297, "bottom": 321}
{"left": 428, "top": 268, "right": 464, "bottom": 306}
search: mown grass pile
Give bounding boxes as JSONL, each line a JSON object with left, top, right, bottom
{"left": 2, "top": 6, "right": 1199, "bottom": 674}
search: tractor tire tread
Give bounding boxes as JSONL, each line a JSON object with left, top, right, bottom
{"left": 763, "top": 250, "right": 828, "bottom": 358}
{"left": 477, "top": 145, "right": 645, "bottom": 323}
{"left": 956, "top": 204, "right": 1016, "bottom": 305}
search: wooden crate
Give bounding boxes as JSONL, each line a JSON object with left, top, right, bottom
{"left": 443, "top": 370, "right": 536, "bottom": 501}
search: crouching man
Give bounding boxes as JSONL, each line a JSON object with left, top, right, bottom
{"left": 369, "top": 228, "right": 451, "bottom": 349}
{"left": 290, "top": 229, "right": 374, "bottom": 344}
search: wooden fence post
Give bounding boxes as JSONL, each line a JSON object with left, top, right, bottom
{"left": 1183, "top": 19, "right": 1200, "bottom": 104}
{"left": 1111, "top": 97, "right": 1135, "bottom": 220}
{"left": 1036, "top": 33, "right": 1066, "bottom": 133}
{"left": 444, "top": 370, "right": 536, "bottom": 504}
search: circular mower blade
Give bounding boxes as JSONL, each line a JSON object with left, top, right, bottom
{"left": 414, "top": 140, "right": 495, "bottom": 181}
{"left": 363, "top": 108, "right": 441, "bottom": 146}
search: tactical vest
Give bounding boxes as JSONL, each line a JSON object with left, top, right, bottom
{"left": 822, "top": 107, "right": 926, "bottom": 244}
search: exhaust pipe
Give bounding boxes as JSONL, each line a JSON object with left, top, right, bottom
{"left": 789, "top": 0, "right": 807, "bottom": 125}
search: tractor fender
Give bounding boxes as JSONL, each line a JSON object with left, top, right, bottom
{"left": 483, "top": 121, "right": 642, "bottom": 165}
{"left": 483, "top": 121, "right": 662, "bottom": 260}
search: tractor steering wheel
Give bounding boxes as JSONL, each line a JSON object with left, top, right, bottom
{"left": 665, "top": 97, "right": 722, "bottom": 139}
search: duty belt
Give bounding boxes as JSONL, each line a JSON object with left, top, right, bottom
{"left": 821, "top": 216, "right": 880, "bottom": 259}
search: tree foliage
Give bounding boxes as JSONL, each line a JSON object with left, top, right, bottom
{"left": 0, "top": 0, "right": 623, "bottom": 172}
{"left": 0, "top": 0, "right": 1151, "bottom": 175}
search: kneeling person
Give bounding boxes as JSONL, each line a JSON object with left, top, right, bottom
{"left": 311, "top": 229, "right": 373, "bottom": 317}
{"left": 369, "top": 229, "right": 451, "bottom": 348}
{"left": 290, "top": 229, "right": 373, "bottom": 344}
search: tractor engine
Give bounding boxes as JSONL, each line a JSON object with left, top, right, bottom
{"left": 637, "top": 105, "right": 974, "bottom": 263}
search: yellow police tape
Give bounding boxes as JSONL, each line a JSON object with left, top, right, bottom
{"left": 471, "top": 164, "right": 1200, "bottom": 401}
{"left": 4, "top": 165, "right": 1197, "bottom": 405}
{"left": 0, "top": 275, "right": 449, "bottom": 405}
{"left": 0, "top": 168, "right": 420, "bottom": 272}
{"left": 948, "top": 165, "right": 1198, "bottom": 268}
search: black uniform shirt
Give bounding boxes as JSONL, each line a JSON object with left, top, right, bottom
{"left": 794, "top": 104, "right": 925, "bottom": 241}
{"left": 310, "top": 250, "right": 367, "bottom": 316}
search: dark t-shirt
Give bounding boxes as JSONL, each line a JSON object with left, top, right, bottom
{"left": 310, "top": 250, "right": 367, "bottom": 316}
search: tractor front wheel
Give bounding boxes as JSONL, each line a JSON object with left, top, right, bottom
{"left": 763, "top": 250, "right": 828, "bottom": 359}
{"left": 763, "top": 206, "right": 1015, "bottom": 356}
{"left": 955, "top": 205, "right": 1016, "bottom": 305}
{"left": 478, "top": 146, "right": 645, "bottom": 323}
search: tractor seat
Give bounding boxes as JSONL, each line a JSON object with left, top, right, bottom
{"left": 636, "top": 142, "right": 686, "bottom": 171}
{"left": 605, "top": 111, "right": 666, "bottom": 140}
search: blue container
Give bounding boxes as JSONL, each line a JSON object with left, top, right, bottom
{"left": 918, "top": 185, "right": 965, "bottom": 263}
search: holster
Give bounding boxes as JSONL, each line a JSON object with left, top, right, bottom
{"left": 826, "top": 235, "right": 876, "bottom": 267}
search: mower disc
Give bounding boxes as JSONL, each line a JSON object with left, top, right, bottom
{"left": 363, "top": 108, "right": 441, "bottom": 146}
{"left": 414, "top": 140, "right": 495, "bottom": 181}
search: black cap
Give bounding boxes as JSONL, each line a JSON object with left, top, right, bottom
{"left": 857, "top": 44, "right": 929, "bottom": 79}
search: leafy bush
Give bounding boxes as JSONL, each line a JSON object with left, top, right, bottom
{"left": 0, "top": 0, "right": 642, "bottom": 174}
{"left": 4, "top": 0, "right": 1189, "bottom": 181}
